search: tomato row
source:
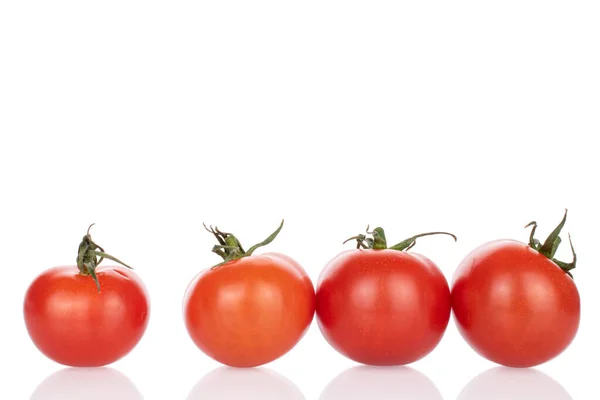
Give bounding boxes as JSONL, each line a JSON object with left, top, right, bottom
{"left": 23, "top": 210, "right": 580, "bottom": 369}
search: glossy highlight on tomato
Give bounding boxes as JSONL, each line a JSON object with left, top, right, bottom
{"left": 316, "top": 227, "right": 455, "bottom": 366}
{"left": 23, "top": 225, "right": 150, "bottom": 367}
{"left": 451, "top": 210, "right": 580, "bottom": 367}
{"left": 183, "top": 221, "right": 315, "bottom": 368}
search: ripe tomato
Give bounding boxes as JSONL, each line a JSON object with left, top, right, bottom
{"left": 23, "top": 225, "right": 150, "bottom": 367}
{"left": 451, "top": 210, "right": 580, "bottom": 367}
{"left": 316, "top": 227, "right": 455, "bottom": 366}
{"left": 183, "top": 221, "right": 315, "bottom": 368}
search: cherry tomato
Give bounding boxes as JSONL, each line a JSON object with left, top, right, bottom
{"left": 183, "top": 221, "right": 315, "bottom": 368}
{"left": 316, "top": 227, "right": 455, "bottom": 366}
{"left": 451, "top": 210, "right": 580, "bottom": 367}
{"left": 23, "top": 225, "right": 150, "bottom": 367}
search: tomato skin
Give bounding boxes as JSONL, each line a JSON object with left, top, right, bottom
{"left": 23, "top": 265, "right": 150, "bottom": 367}
{"left": 183, "top": 252, "right": 315, "bottom": 368}
{"left": 316, "top": 249, "right": 451, "bottom": 366}
{"left": 451, "top": 240, "right": 580, "bottom": 367}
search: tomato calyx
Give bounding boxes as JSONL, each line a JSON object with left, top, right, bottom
{"left": 525, "top": 209, "right": 577, "bottom": 278}
{"left": 76, "top": 224, "right": 133, "bottom": 292}
{"left": 343, "top": 226, "right": 457, "bottom": 251}
{"left": 204, "top": 219, "right": 284, "bottom": 269}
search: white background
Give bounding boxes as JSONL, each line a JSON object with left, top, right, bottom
{"left": 1, "top": 1, "right": 599, "bottom": 399}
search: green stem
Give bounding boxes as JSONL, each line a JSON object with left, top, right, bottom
{"left": 525, "top": 209, "right": 576, "bottom": 278}
{"left": 204, "top": 220, "right": 284, "bottom": 268}
{"left": 368, "top": 227, "right": 387, "bottom": 249}
{"left": 389, "top": 231, "right": 457, "bottom": 251}
{"left": 76, "top": 224, "right": 132, "bottom": 292}
{"left": 344, "top": 226, "right": 457, "bottom": 252}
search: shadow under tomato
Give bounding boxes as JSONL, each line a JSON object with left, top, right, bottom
{"left": 319, "top": 365, "right": 443, "bottom": 400}
{"left": 30, "top": 367, "right": 143, "bottom": 400}
{"left": 457, "top": 367, "right": 573, "bottom": 400}
{"left": 186, "top": 366, "right": 306, "bottom": 400}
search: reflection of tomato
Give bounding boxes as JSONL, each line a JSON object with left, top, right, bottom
{"left": 31, "top": 367, "right": 143, "bottom": 400}
{"left": 187, "top": 367, "right": 305, "bottom": 400}
{"left": 23, "top": 226, "right": 150, "bottom": 367}
{"left": 451, "top": 211, "right": 580, "bottom": 367}
{"left": 316, "top": 227, "right": 455, "bottom": 366}
{"left": 184, "top": 221, "right": 315, "bottom": 368}
{"left": 457, "top": 367, "right": 572, "bottom": 400}
{"left": 321, "top": 366, "right": 443, "bottom": 400}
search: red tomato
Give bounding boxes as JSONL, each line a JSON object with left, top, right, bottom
{"left": 451, "top": 210, "right": 580, "bottom": 367}
{"left": 23, "top": 225, "right": 150, "bottom": 367}
{"left": 316, "top": 227, "right": 455, "bottom": 366}
{"left": 183, "top": 221, "right": 315, "bottom": 368}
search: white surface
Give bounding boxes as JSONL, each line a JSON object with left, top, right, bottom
{"left": 1, "top": 1, "right": 599, "bottom": 399}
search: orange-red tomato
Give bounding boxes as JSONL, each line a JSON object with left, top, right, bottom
{"left": 24, "top": 266, "right": 149, "bottom": 367}
{"left": 451, "top": 211, "right": 580, "bottom": 367}
{"left": 183, "top": 222, "right": 315, "bottom": 368}
{"left": 23, "top": 227, "right": 149, "bottom": 367}
{"left": 316, "top": 227, "right": 454, "bottom": 366}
